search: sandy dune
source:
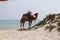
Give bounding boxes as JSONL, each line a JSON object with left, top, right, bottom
{"left": 0, "top": 27, "right": 60, "bottom": 40}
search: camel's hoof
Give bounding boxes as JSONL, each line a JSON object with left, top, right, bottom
{"left": 28, "top": 27, "right": 31, "bottom": 29}
{"left": 17, "top": 28, "right": 23, "bottom": 31}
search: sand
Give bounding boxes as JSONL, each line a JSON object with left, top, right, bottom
{"left": 0, "top": 27, "right": 60, "bottom": 40}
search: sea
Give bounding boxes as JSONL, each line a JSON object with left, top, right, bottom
{"left": 0, "top": 20, "right": 40, "bottom": 30}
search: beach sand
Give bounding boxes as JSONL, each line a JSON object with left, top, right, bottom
{"left": 0, "top": 27, "right": 60, "bottom": 40}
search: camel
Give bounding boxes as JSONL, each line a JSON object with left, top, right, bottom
{"left": 20, "top": 13, "right": 38, "bottom": 30}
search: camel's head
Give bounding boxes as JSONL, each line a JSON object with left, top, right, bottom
{"left": 33, "top": 13, "right": 38, "bottom": 20}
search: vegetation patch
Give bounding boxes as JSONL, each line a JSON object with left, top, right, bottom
{"left": 57, "top": 21, "right": 60, "bottom": 26}
{"left": 32, "top": 13, "right": 60, "bottom": 32}
{"left": 45, "top": 25, "right": 56, "bottom": 32}
{"left": 57, "top": 27, "right": 60, "bottom": 32}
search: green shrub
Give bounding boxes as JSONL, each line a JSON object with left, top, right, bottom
{"left": 45, "top": 14, "right": 55, "bottom": 21}
{"left": 57, "top": 21, "right": 60, "bottom": 26}
{"left": 57, "top": 27, "right": 60, "bottom": 32}
{"left": 45, "top": 25, "right": 56, "bottom": 32}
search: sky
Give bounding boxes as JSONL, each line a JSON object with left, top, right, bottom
{"left": 0, "top": 0, "right": 60, "bottom": 20}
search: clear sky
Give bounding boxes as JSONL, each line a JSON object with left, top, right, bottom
{"left": 0, "top": 0, "right": 60, "bottom": 20}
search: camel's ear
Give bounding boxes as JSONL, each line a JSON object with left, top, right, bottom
{"left": 36, "top": 13, "right": 38, "bottom": 14}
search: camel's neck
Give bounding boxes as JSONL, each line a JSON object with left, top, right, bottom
{"left": 33, "top": 13, "right": 38, "bottom": 20}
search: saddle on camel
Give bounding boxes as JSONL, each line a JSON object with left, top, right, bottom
{"left": 23, "top": 11, "right": 35, "bottom": 18}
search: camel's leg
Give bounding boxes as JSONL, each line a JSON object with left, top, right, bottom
{"left": 20, "top": 22, "right": 24, "bottom": 30}
{"left": 22, "top": 22, "right": 25, "bottom": 29}
{"left": 28, "top": 21, "right": 32, "bottom": 29}
{"left": 20, "top": 22, "right": 23, "bottom": 29}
